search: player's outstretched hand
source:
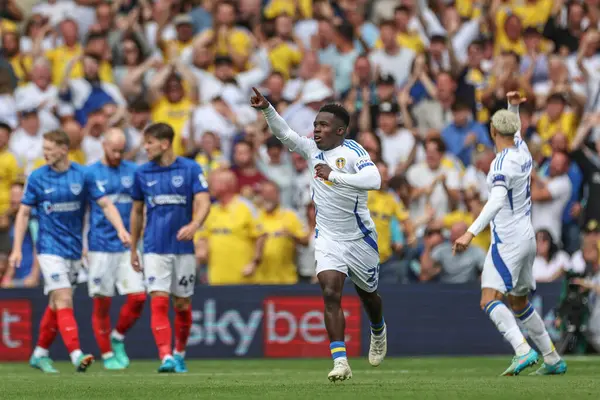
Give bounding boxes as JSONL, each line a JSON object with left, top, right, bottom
{"left": 131, "top": 251, "right": 142, "bottom": 272}
{"left": 177, "top": 223, "right": 198, "bottom": 242}
{"left": 118, "top": 229, "right": 132, "bottom": 247}
{"left": 506, "top": 91, "right": 527, "bottom": 106}
{"left": 8, "top": 250, "right": 22, "bottom": 269}
{"left": 315, "top": 164, "right": 333, "bottom": 181}
{"left": 452, "top": 231, "right": 474, "bottom": 256}
{"left": 250, "top": 87, "right": 269, "bottom": 110}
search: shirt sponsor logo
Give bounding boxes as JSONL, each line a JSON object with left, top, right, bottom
{"left": 42, "top": 201, "right": 81, "bottom": 214}
{"left": 172, "top": 175, "right": 184, "bottom": 188}
{"left": 70, "top": 183, "right": 82, "bottom": 195}
{"left": 107, "top": 194, "right": 133, "bottom": 204}
{"left": 148, "top": 195, "right": 187, "bottom": 207}
{"left": 121, "top": 176, "right": 133, "bottom": 188}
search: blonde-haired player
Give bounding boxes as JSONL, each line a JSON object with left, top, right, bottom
{"left": 453, "top": 92, "right": 567, "bottom": 376}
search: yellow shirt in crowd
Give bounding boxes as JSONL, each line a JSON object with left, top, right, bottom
{"left": 197, "top": 196, "right": 264, "bottom": 285}
{"left": 197, "top": 28, "right": 253, "bottom": 69}
{"left": 254, "top": 208, "right": 306, "bottom": 285}
{"left": 536, "top": 111, "right": 578, "bottom": 157}
{"left": 375, "top": 32, "right": 425, "bottom": 54}
{"left": 46, "top": 45, "right": 114, "bottom": 86}
{"left": 494, "top": 0, "right": 553, "bottom": 55}
{"left": 263, "top": 0, "right": 312, "bottom": 19}
{"left": 10, "top": 55, "right": 33, "bottom": 85}
{"left": 443, "top": 211, "right": 490, "bottom": 251}
{"left": 151, "top": 97, "right": 194, "bottom": 157}
{"left": 0, "top": 149, "right": 19, "bottom": 214}
{"left": 368, "top": 190, "right": 409, "bottom": 264}
{"left": 268, "top": 43, "right": 303, "bottom": 80}
{"left": 195, "top": 151, "right": 226, "bottom": 176}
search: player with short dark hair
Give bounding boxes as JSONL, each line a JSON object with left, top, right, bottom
{"left": 130, "top": 122, "right": 211, "bottom": 373}
{"left": 251, "top": 87, "right": 386, "bottom": 382}
{"left": 9, "top": 129, "right": 131, "bottom": 373}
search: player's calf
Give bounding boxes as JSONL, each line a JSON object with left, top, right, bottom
{"left": 173, "top": 296, "right": 192, "bottom": 373}
{"left": 111, "top": 292, "right": 147, "bottom": 368}
{"left": 356, "top": 287, "right": 387, "bottom": 367}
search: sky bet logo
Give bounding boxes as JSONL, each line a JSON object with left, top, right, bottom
{"left": 186, "top": 297, "right": 361, "bottom": 357}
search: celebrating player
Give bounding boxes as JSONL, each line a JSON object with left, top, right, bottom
{"left": 453, "top": 92, "right": 567, "bottom": 376}
{"left": 251, "top": 88, "right": 386, "bottom": 382}
{"left": 85, "top": 128, "right": 147, "bottom": 370}
{"left": 130, "top": 122, "right": 211, "bottom": 373}
{"left": 9, "top": 129, "right": 131, "bottom": 373}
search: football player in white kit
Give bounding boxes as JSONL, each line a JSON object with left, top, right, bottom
{"left": 251, "top": 88, "right": 386, "bottom": 382}
{"left": 453, "top": 92, "right": 567, "bottom": 376}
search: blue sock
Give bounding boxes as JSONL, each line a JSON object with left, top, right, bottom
{"left": 330, "top": 341, "right": 346, "bottom": 360}
{"left": 370, "top": 317, "right": 385, "bottom": 336}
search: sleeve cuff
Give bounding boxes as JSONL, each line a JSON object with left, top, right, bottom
{"left": 328, "top": 171, "right": 340, "bottom": 184}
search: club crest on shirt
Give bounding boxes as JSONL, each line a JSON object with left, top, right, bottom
{"left": 121, "top": 176, "right": 133, "bottom": 188}
{"left": 172, "top": 175, "right": 184, "bottom": 188}
{"left": 70, "top": 183, "right": 82, "bottom": 195}
{"left": 335, "top": 157, "right": 346, "bottom": 169}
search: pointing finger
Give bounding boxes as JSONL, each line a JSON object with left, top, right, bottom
{"left": 252, "top": 87, "right": 261, "bottom": 96}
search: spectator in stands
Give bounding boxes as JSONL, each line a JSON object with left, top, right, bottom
{"left": 194, "top": 131, "right": 228, "bottom": 176}
{"left": 0, "top": 122, "right": 18, "bottom": 215}
{"left": 257, "top": 136, "right": 294, "bottom": 208}
{"left": 426, "top": 221, "right": 486, "bottom": 283}
{"left": 1, "top": 182, "right": 39, "bottom": 288}
{"left": 441, "top": 101, "right": 492, "bottom": 166}
{"left": 368, "top": 20, "right": 415, "bottom": 88}
{"left": 462, "top": 146, "right": 495, "bottom": 200}
{"left": 418, "top": 225, "right": 445, "bottom": 282}
{"left": 533, "top": 229, "right": 571, "bottom": 282}
{"left": 62, "top": 118, "right": 85, "bottom": 165}
{"left": 231, "top": 140, "right": 266, "bottom": 201}
{"left": 570, "top": 220, "right": 600, "bottom": 275}
{"left": 9, "top": 98, "right": 44, "bottom": 175}
{"left": 531, "top": 151, "right": 572, "bottom": 245}
{"left": 376, "top": 102, "right": 422, "bottom": 175}
{"left": 571, "top": 113, "right": 600, "bottom": 231}
{"left": 254, "top": 181, "right": 308, "bottom": 285}
{"left": 296, "top": 202, "right": 317, "bottom": 284}
{"left": 196, "top": 169, "right": 266, "bottom": 285}
{"left": 412, "top": 71, "right": 456, "bottom": 132}
{"left": 407, "top": 137, "right": 461, "bottom": 223}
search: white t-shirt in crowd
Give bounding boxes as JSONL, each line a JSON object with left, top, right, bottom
{"left": 406, "top": 162, "right": 461, "bottom": 220}
{"left": 376, "top": 128, "right": 424, "bottom": 175}
{"left": 462, "top": 165, "right": 489, "bottom": 201}
{"left": 81, "top": 135, "right": 104, "bottom": 165}
{"left": 369, "top": 47, "right": 416, "bottom": 87}
{"left": 533, "top": 250, "right": 570, "bottom": 282}
{"left": 532, "top": 175, "right": 572, "bottom": 244}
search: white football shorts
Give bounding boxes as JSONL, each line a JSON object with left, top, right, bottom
{"left": 87, "top": 251, "right": 145, "bottom": 297}
{"left": 481, "top": 237, "right": 536, "bottom": 296}
{"left": 314, "top": 231, "right": 380, "bottom": 293}
{"left": 143, "top": 254, "right": 196, "bottom": 297}
{"left": 38, "top": 254, "right": 82, "bottom": 295}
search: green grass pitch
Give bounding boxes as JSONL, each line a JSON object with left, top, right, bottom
{"left": 1, "top": 357, "right": 599, "bottom": 399}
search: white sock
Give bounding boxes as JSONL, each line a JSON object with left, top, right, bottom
{"left": 486, "top": 300, "right": 531, "bottom": 356}
{"left": 102, "top": 352, "right": 115, "bottom": 360}
{"left": 70, "top": 349, "right": 83, "bottom": 365}
{"left": 162, "top": 354, "right": 173, "bottom": 362}
{"left": 111, "top": 330, "right": 125, "bottom": 341}
{"left": 174, "top": 350, "right": 185, "bottom": 358}
{"left": 33, "top": 346, "right": 49, "bottom": 358}
{"left": 516, "top": 304, "right": 561, "bottom": 365}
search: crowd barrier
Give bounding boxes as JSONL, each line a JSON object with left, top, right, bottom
{"left": 0, "top": 283, "right": 562, "bottom": 361}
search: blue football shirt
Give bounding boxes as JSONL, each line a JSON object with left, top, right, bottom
{"left": 86, "top": 160, "right": 137, "bottom": 253}
{"left": 132, "top": 157, "right": 208, "bottom": 255}
{"left": 21, "top": 163, "right": 105, "bottom": 260}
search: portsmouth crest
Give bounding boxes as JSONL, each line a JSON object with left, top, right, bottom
{"left": 70, "top": 183, "right": 82, "bottom": 195}
{"left": 172, "top": 175, "right": 184, "bottom": 188}
{"left": 335, "top": 157, "right": 346, "bottom": 169}
{"left": 121, "top": 176, "right": 133, "bottom": 188}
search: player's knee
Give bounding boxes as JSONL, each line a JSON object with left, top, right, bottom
{"left": 129, "top": 292, "right": 147, "bottom": 309}
{"left": 322, "top": 286, "right": 342, "bottom": 308}
{"left": 51, "top": 289, "right": 73, "bottom": 309}
{"left": 172, "top": 296, "right": 191, "bottom": 311}
{"left": 480, "top": 290, "right": 503, "bottom": 311}
{"left": 149, "top": 291, "right": 169, "bottom": 298}
{"left": 508, "top": 295, "right": 528, "bottom": 313}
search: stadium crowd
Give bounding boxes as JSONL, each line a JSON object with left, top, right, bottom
{"left": 0, "top": 0, "right": 599, "bottom": 288}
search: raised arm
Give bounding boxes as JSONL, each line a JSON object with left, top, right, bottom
{"left": 506, "top": 91, "right": 527, "bottom": 141}
{"left": 251, "top": 87, "right": 315, "bottom": 159}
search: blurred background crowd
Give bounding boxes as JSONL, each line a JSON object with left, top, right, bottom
{"left": 0, "top": 0, "right": 599, "bottom": 290}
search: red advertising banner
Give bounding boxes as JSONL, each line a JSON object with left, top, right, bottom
{"left": 263, "top": 296, "right": 361, "bottom": 358}
{"left": 0, "top": 300, "right": 32, "bottom": 361}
